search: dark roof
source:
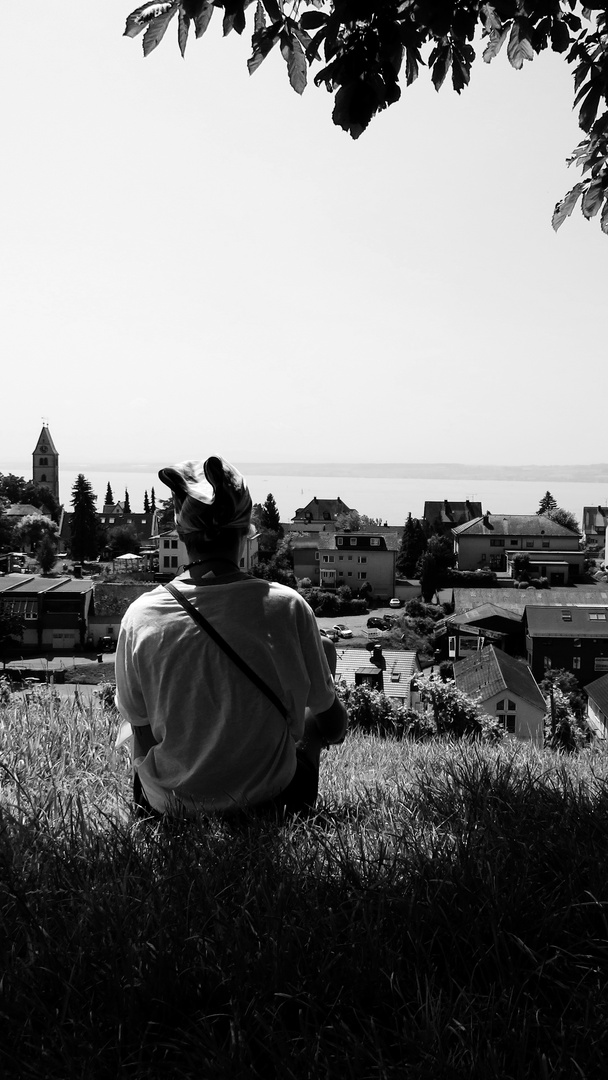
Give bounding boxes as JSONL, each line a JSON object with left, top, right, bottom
{"left": 525, "top": 605, "right": 608, "bottom": 638}
{"left": 5, "top": 503, "right": 44, "bottom": 518}
{"left": 454, "top": 646, "right": 545, "bottom": 711}
{"left": 424, "top": 500, "right": 482, "bottom": 526}
{"left": 447, "top": 603, "right": 523, "bottom": 627}
{"left": 0, "top": 574, "right": 93, "bottom": 597}
{"left": 293, "top": 497, "right": 353, "bottom": 522}
{"left": 453, "top": 514, "right": 581, "bottom": 538}
{"left": 33, "top": 424, "right": 58, "bottom": 455}
{"left": 585, "top": 672, "right": 608, "bottom": 714}
{"left": 452, "top": 587, "right": 608, "bottom": 615}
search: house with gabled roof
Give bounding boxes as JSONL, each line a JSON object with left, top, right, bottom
{"left": 454, "top": 646, "right": 545, "bottom": 746}
{"left": 292, "top": 496, "right": 354, "bottom": 527}
{"left": 441, "top": 602, "right": 524, "bottom": 661}
{"left": 452, "top": 513, "right": 583, "bottom": 583}
{"left": 423, "top": 499, "right": 482, "bottom": 536}
{"left": 292, "top": 531, "right": 397, "bottom": 598}
{"left": 335, "top": 647, "right": 420, "bottom": 705}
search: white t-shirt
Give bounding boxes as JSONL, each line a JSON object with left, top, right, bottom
{"left": 115, "top": 573, "right": 335, "bottom": 814}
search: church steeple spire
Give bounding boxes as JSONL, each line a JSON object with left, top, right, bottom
{"left": 32, "top": 423, "right": 59, "bottom": 502}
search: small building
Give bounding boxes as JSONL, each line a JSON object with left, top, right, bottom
{"left": 293, "top": 531, "right": 397, "bottom": 599}
{"left": 452, "top": 513, "right": 582, "bottom": 582}
{"left": 584, "top": 672, "right": 608, "bottom": 738}
{"left": 454, "top": 646, "right": 545, "bottom": 746}
{"left": 525, "top": 605, "right": 608, "bottom": 685}
{"left": 423, "top": 499, "right": 482, "bottom": 536}
{"left": 335, "top": 647, "right": 421, "bottom": 705}
{"left": 442, "top": 603, "right": 524, "bottom": 660}
{"left": 0, "top": 573, "right": 94, "bottom": 652}
{"left": 292, "top": 496, "right": 354, "bottom": 527}
{"left": 582, "top": 506, "right": 608, "bottom": 548}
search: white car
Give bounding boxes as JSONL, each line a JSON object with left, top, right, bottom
{"left": 332, "top": 623, "right": 353, "bottom": 638}
{"left": 389, "top": 598, "right": 402, "bottom": 608}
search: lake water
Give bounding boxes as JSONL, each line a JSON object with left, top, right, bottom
{"left": 58, "top": 469, "right": 608, "bottom": 527}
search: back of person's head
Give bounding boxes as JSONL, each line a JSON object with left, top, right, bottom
{"left": 159, "top": 455, "right": 252, "bottom": 552}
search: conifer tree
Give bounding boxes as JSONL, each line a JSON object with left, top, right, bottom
{"left": 143, "top": 490, "right": 151, "bottom": 513}
{"left": 105, "top": 482, "right": 114, "bottom": 506}
{"left": 124, "top": 489, "right": 131, "bottom": 513}
{"left": 396, "top": 513, "right": 426, "bottom": 577}
{"left": 150, "top": 487, "right": 156, "bottom": 512}
{"left": 538, "top": 491, "right": 557, "bottom": 515}
{"left": 260, "top": 493, "right": 282, "bottom": 534}
{"left": 70, "top": 475, "right": 100, "bottom": 561}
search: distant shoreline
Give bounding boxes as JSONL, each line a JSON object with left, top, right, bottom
{"left": 56, "top": 461, "right": 608, "bottom": 483}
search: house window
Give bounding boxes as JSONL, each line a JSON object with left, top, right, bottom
{"left": 526, "top": 541, "right": 534, "bottom": 548}
{"left": 358, "top": 556, "right": 367, "bottom": 563}
{"left": 490, "top": 539, "right": 504, "bottom": 547}
{"left": 109, "top": 518, "right": 115, "bottom": 523}
{"left": 338, "top": 556, "right": 344, "bottom": 561}
{"left": 347, "top": 572, "right": 352, "bottom": 577}
{"left": 542, "top": 541, "right": 550, "bottom": 548}
{"left": 512, "top": 539, "right": 519, "bottom": 546}
{"left": 163, "top": 556, "right": 170, "bottom": 568}
{"left": 503, "top": 715, "right": 516, "bottom": 734}
{"left": 171, "top": 557, "right": 178, "bottom": 568}
{"left": 358, "top": 572, "right": 367, "bottom": 580}
{"left": 40, "top": 474, "right": 47, "bottom": 482}
{"left": 336, "top": 537, "right": 343, "bottom": 546}
{"left": 544, "top": 657, "right": 552, "bottom": 669}
{"left": 370, "top": 538, "right": 380, "bottom": 547}
{"left": 448, "top": 636, "right": 456, "bottom": 657}
{"left": 589, "top": 612, "right": 607, "bottom": 620}
{"left": 350, "top": 538, "right": 357, "bottom": 546}
{"left": 561, "top": 611, "right": 572, "bottom": 621}
{"left": 496, "top": 698, "right": 516, "bottom": 734}
{"left": 573, "top": 657, "right": 581, "bottom": 670}
{"left": 348, "top": 556, "right": 353, "bottom": 561}
{"left": 171, "top": 540, "right": 178, "bottom": 549}
{"left": 315, "top": 552, "right": 319, "bottom": 561}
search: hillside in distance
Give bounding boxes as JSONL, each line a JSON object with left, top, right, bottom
{"left": 237, "top": 463, "right": 608, "bottom": 482}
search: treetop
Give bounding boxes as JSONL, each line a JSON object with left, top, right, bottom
{"left": 124, "top": 1, "right": 608, "bottom": 232}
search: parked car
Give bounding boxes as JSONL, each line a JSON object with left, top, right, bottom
{"left": 320, "top": 627, "right": 340, "bottom": 642}
{"left": 389, "top": 598, "right": 403, "bottom": 608}
{"left": 333, "top": 623, "right": 353, "bottom": 638}
{"left": 367, "top": 617, "right": 389, "bottom": 630}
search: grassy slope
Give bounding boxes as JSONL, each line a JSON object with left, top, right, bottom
{"left": 1, "top": 691, "right": 607, "bottom": 1078}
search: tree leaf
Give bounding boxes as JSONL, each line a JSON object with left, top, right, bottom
{"left": 262, "top": 0, "right": 282, "bottom": 22}
{"left": 142, "top": 3, "right": 179, "bottom": 56}
{"left": 581, "top": 177, "right": 606, "bottom": 218}
{"left": 193, "top": 3, "right": 214, "bottom": 38}
{"left": 601, "top": 198, "right": 608, "bottom": 234}
{"left": 178, "top": 9, "right": 190, "bottom": 56}
{"left": 299, "top": 11, "right": 328, "bottom": 30}
{"left": 124, "top": 2, "right": 174, "bottom": 39}
{"left": 482, "top": 23, "right": 509, "bottom": 64}
{"left": 248, "top": 22, "right": 281, "bottom": 75}
{"left": 507, "top": 20, "right": 534, "bottom": 70}
{"left": 551, "top": 183, "right": 584, "bottom": 231}
{"left": 254, "top": 0, "right": 266, "bottom": 34}
{"left": 550, "top": 17, "right": 570, "bottom": 54}
{"left": 281, "top": 32, "right": 307, "bottom": 94}
{"left": 578, "top": 81, "right": 602, "bottom": 132}
{"left": 430, "top": 42, "right": 452, "bottom": 92}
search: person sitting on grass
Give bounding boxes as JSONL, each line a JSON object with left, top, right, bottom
{"left": 115, "top": 454, "right": 347, "bottom": 819}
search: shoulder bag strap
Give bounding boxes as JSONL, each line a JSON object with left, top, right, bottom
{"left": 163, "top": 582, "right": 289, "bottom": 724}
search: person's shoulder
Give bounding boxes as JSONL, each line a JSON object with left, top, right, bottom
{"left": 122, "top": 585, "right": 167, "bottom": 620}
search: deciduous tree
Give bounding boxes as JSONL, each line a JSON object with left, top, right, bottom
{"left": 37, "top": 535, "right": 58, "bottom": 575}
{"left": 13, "top": 515, "right": 59, "bottom": 554}
{"left": 547, "top": 506, "right": 580, "bottom": 533}
{"left": 124, "top": 1, "right": 608, "bottom": 233}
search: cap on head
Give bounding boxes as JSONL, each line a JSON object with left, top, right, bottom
{"left": 158, "top": 456, "right": 252, "bottom": 538}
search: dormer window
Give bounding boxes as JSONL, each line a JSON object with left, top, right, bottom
{"left": 561, "top": 611, "right": 572, "bottom": 621}
{"left": 370, "top": 538, "right": 380, "bottom": 546}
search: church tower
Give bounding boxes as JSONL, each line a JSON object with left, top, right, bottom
{"left": 32, "top": 424, "right": 59, "bottom": 502}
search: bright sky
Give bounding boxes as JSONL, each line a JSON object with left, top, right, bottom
{"left": 1, "top": 2, "right": 606, "bottom": 473}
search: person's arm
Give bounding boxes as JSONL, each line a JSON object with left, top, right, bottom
{"left": 311, "top": 694, "right": 348, "bottom": 746}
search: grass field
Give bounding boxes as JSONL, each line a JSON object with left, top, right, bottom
{"left": 1, "top": 688, "right": 608, "bottom": 1078}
